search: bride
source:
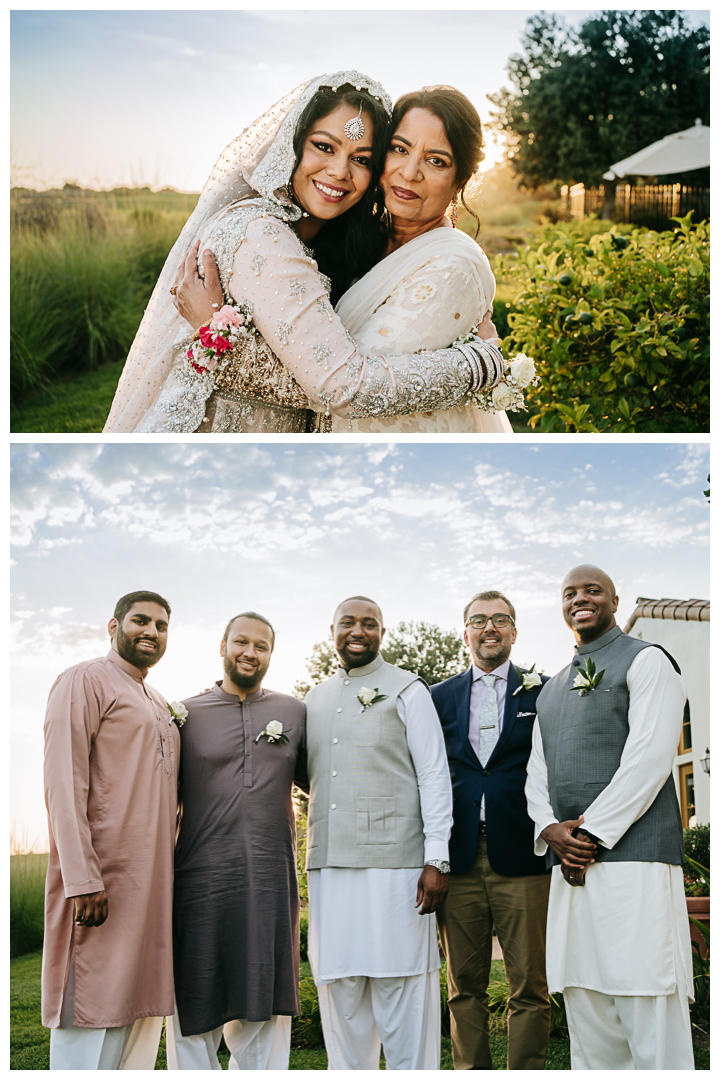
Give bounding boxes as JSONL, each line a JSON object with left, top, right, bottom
{"left": 104, "top": 72, "right": 507, "bottom": 434}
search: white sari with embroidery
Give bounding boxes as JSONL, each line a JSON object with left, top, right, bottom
{"left": 334, "top": 224, "right": 513, "bottom": 433}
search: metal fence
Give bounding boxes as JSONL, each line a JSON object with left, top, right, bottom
{"left": 562, "top": 183, "right": 709, "bottom": 229}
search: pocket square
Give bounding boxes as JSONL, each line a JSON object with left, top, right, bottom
{"left": 517, "top": 711, "right": 536, "bottom": 718}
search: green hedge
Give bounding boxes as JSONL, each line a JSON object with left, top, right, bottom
{"left": 495, "top": 213, "right": 709, "bottom": 432}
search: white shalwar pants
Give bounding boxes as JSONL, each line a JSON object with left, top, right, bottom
{"left": 49, "top": 954, "right": 162, "bottom": 1070}
{"left": 165, "top": 1008, "right": 292, "bottom": 1070}
{"left": 563, "top": 986, "right": 695, "bottom": 1070}
{"left": 317, "top": 970, "right": 441, "bottom": 1070}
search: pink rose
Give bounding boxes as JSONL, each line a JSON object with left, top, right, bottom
{"left": 211, "top": 305, "right": 244, "bottom": 331}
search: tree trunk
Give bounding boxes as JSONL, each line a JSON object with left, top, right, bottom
{"left": 601, "top": 179, "right": 617, "bottom": 220}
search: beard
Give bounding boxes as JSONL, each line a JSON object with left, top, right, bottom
{"left": 471, "top": 636, "right": 512, "bottom": 669}
{"left": 115, "top": 626, "right": 165, "bottom": 669}
{"left": 223, "top": 652, "right": 267, "bottom": 690}
{"left": 336, "top": 641, "right": 378, "bottom": 669}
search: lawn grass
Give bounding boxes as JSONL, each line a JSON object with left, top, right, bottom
{"left": 10, "top": 360, "right": 126, "bottom": 433}
{"left": 10, "top": 951, "right": 709, "bottom": 1069}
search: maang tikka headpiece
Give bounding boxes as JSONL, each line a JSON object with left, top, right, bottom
{"left": 344, "top": 104, "right": 364, "bottom": 141}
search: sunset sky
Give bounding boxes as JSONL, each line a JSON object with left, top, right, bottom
{"left": 11, "top": 440, "right": 709, "bottom": 848}
{"left": 10, "top": 7, "right": 709, "bottom": 191}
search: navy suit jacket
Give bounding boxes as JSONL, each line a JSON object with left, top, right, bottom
{"left": 431, "top": 664, "right": 550, "bottom": 877}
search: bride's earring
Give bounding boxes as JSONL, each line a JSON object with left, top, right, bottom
{"left": 286, "top": 181, "right": 309, "bottom": 218}
{"left": 450, "top": 192, "right": 460, "bottom": 226}
{"left": 344, "top": 104, "right": 365, "bottom": 141}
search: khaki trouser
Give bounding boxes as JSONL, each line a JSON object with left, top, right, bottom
{"left": 436, "top": 833, "right": 551, "bottom": 1070}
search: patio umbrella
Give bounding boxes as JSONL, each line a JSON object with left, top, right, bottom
{"left": 603, "top": 119, "right": 710, "bottom": 180}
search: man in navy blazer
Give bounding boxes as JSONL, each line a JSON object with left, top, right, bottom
{"left": 432, "top": 590, "right": 551, "bottom": 1071}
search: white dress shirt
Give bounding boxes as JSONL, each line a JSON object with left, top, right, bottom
{"left": 469, "top": 658, "right": 511, "bottom": 819}
{"left": 525, "top": 647, "right": 693, "bottom": 997}
{"left": 308, "top": 679, "right": 453, "bottom": 983}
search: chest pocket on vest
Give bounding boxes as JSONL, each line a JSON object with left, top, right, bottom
{"left": 351, "top": 713, "right": 382, "bottom": 747}
{"left": 356, "top": 797, "right": 396, "bottom": 845}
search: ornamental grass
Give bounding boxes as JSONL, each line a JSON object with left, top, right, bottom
{"left": 10, "top": 188, "right": 197, "bottom": 402}
{"left": 10, "top": 853, "right": 48, "bottom": 958}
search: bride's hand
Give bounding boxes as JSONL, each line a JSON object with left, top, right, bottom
{"left": 476, "top": 307, "right": 499, "bottom": 344}
{"left": 171, "top": 240, "right": 225, "bottom": 330}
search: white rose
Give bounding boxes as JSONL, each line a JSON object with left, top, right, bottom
{"left": 491, "top": 382, "right": 516, "bottom": 411}
{"left": 509, "top": 353, "right": 536, "bottom": 388}
{"left": 266, "top": 720, "right": 284, "bottom": 737}
{"left": 523, "top": 671, "right": 543, "bottom": 689}
{"left": 358, "top": 687, "right": 376, "bottom": 705}
{"left": 170, "top": 701, "right": 188, "bottom": 721}
{"left": 572, "top": 672, "right": 590, "bottom": 690}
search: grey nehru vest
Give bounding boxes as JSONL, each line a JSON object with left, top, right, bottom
{"left": 305, "top": 654, "right": 425, "bottom": 869}
{"left": 536, "top": 625, "right": 683, "bottom": 866}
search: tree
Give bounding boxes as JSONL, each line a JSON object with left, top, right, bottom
{"left": 294, "top": 621, "right": 468, "bottom": 698}
{"left": 382, "top": 621, "right": 468, "bottom": 686}
{"left": 487, "top": 10, "right": 710, "bottom": 210}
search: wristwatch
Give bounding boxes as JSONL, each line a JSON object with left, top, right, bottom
{"left": 426, "top": 859, "right": 451, "bottom": 874}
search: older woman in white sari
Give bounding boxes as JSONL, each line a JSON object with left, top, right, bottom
{"left": 104, "top": 74, "right": 506, "bottom": 434}
{"left": 333, "top": 86, "right": 512, "bottom": 434}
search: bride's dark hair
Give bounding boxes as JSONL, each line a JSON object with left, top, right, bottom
{"left": 392, "top": 86, "right": 485, "bottom": 238}
{"left": 291, "top": 83, "right": 389, "bottom": 302}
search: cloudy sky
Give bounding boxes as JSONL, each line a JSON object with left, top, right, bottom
{"left": 10, "top": 7, "right": 709, "bottom": 190}
{"left": 11, "top": 439, "right": 709, "bottom": 847}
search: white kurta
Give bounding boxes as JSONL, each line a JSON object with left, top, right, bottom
{"left": 308, "top": 680, "right": 452, "bottom": 983}
{"left": 525, "top": 647, "right": 693, "bottom": 1000}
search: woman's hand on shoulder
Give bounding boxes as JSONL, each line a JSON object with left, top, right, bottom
{"left": 475, "top": 307, "right": 499, "bottom": 343}
{"left": 172, "top": 239, "right": 224, "bottom": 330}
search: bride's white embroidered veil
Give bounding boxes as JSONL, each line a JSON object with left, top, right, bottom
{"left": 104, "top": 70, "right": 392, "bottom": 432}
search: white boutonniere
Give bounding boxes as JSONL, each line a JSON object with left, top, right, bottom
{"left": 255, "top": 720, "right": 291, "bottom": 744}
{"left": 512, "top": 664, "right": 543, "bottom": 696}
{"left": 569, "top": 656, "right": 606, "bottom": 697}
{"left": 356, "top": 686, "right": 388, "bottom": 711}
{"left": 167, "top": 701, "right": 188, "bottom": 727}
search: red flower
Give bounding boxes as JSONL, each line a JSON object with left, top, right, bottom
{"left": 213, "top": 335, "right": 232, "bottom": 354}
{"left": 190, "top": 361, "right": 208, "bottom": 375}
{"left": 199, "top": 326, "right": 216, "bottom": 349}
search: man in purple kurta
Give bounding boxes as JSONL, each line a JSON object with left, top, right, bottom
{"left": 166, "top": 611, "right": 307, "bottom": 1071}
{"left": 42, "top": 590, "right": 179, "bottom": 1070}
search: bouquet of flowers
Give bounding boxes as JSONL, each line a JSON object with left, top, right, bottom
{"left": 454, "top": 327, "right": 539, "bottom": 413}
{"left": 183, "top": 304, "right": 253, "bottom": 380}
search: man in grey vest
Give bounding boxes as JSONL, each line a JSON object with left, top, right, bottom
{"left": 304, "top": 596, "right": 453, "bottom": 1070}
{"left": 526, "top": 565, "right": 695, "bottom": 1070}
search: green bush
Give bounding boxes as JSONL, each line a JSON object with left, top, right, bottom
{"left": 685, "top": 824, "right": 710, "bottom": 876}
{"left": 10, "top": 855, "right": 48, "bottom": 958}
{"left": 495, "top": 213, "right": 709, "bottom": 432}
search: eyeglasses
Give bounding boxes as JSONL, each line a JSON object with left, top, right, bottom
{"left": 465, "top": 613, "right": 515, "bottom": 630}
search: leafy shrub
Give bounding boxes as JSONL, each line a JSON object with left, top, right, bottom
{"left": 685, "top": 824, "right": 710, "bottom": 877}
{"left": 495, "top": 213, "right": 709, "bottom": 431}
{"left": 10, "top": 854, "right": 48, "bottom": 958}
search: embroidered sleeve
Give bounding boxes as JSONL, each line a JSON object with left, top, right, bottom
{"left": 229, "top": 219, "right": 473, "bottom": 418}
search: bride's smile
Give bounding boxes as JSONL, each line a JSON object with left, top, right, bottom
{"left": 292, "top": 102, "right": 375, "bottom": 235}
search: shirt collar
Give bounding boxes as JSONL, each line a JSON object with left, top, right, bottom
{"left": 211, "top": 681, "right": 266, "bottom": 704}
{"left": 471, "top": 658, "right": 511, "bottom": 683}
{"left": 337, "top": 653, "right": 385, "bottom": 679}
{"left": 106, "top": 648, "right": 146, "bottom": 683}
{"left": 575, "top": 624, "right": 624, "bottom": 656}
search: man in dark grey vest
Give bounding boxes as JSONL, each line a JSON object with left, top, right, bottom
{"left": 304, "top": 596, "right": 453, "bottom": 1070}
{"left": 525, "top": 565, "right": 695, "bottom": 1070}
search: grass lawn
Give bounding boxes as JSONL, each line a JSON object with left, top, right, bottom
{"left": 11, "top": 952, "right": 708, "bottom": 1069}
{"left": 10, "top": 361, "right": 125, "bottom": 433}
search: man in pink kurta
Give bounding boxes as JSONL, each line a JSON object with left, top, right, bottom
{"left": 42, "top": 590, "right": 180, "bottom": 1070}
